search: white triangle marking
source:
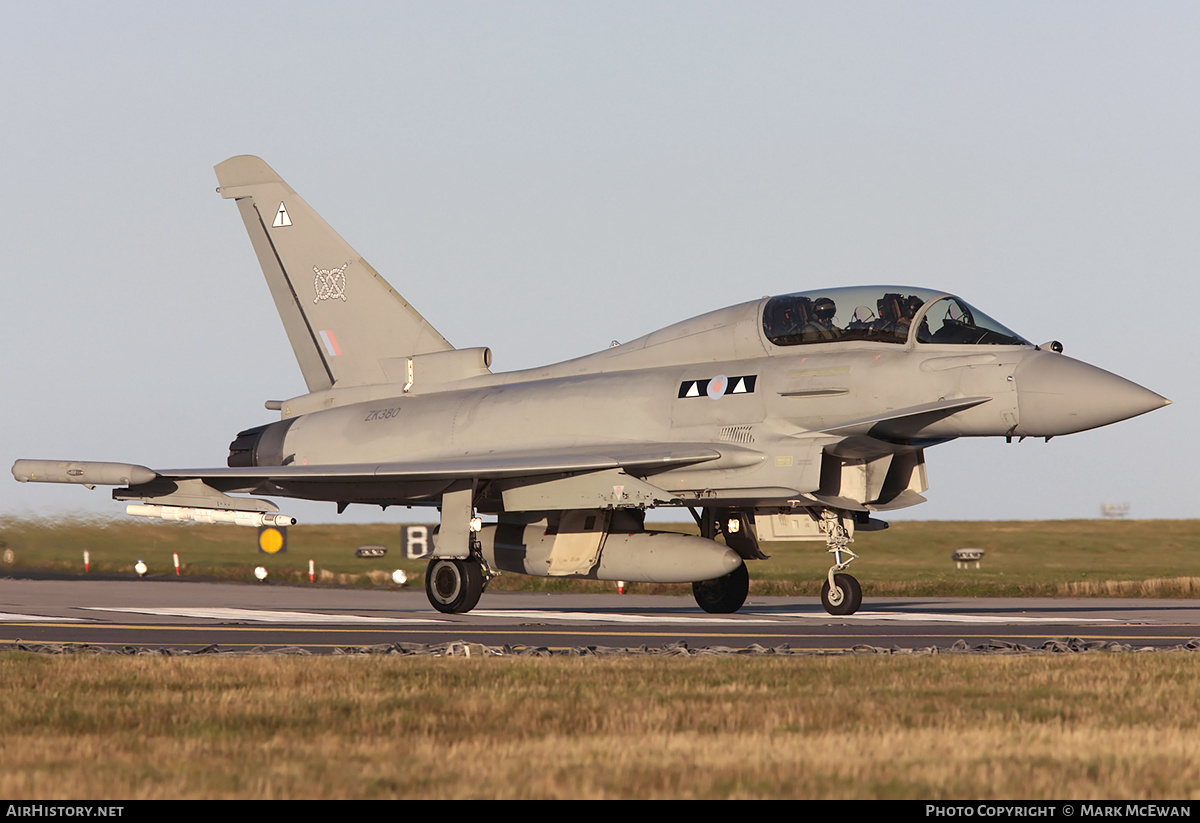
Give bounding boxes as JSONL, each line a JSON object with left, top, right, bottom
{"left": 273, "top": 202, "right": 292, "bottom": 227}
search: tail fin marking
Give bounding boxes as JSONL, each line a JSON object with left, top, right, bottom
{"left": 214, "top": 155, "right": 455, "bottom": 393}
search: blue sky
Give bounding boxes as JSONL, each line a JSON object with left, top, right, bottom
{"left": 3, "top": 2, "right": 1195, "bottom": 524}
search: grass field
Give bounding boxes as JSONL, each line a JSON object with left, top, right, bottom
{"left": 2, "top": 516, "right": 1199, "bottom": 800}
{"left": 1, "top": 652, "right": 1198, "bottom": 800}
{"left": 2, "top": 516, "right": 1198, "bottom": 597}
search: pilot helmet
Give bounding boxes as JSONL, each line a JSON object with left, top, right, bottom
{"left": 813, "top": 297, "right": 836, "bottom": 321}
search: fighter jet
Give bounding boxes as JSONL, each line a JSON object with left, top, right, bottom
{"left": 13, "top": 156, "right": 1170, "bottom": 616}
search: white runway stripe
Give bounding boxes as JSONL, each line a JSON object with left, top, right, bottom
{"left": 759, "top": 610, "right": 1116, "bottom": 624}
{"left": 7, "top": 606, "right": 1118, "bottom": 626}
{"left": 0, "top": 613, "right": 87, "bottom": 623}
{"left": 469, "top": 609, "right": 776, "bottom": 624}
{"left": 87, "top": 607, "right": 442, "bottom": 624}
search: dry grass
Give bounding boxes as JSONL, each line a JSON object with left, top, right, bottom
{"left": 1056, "top": 577, "right": 1200, "bottom": 598}
{"left": 4, "top": 516, "right": 1199, "bottom": 598}
{"left": 1, "top": 653, "right": 1198, "bottom": 799}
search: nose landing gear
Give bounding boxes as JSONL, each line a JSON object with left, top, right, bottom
{"left": 820, "top": 512, "right": 862, "bottom": 615}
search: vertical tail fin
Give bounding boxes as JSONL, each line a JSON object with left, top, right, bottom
{"left": 214, "top": 155, "right": 454, "bottom": 392}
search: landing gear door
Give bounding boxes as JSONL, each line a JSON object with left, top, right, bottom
{"left": 754, "top": 511, "right": 855, "bottom": 543}
{"left": 546, "top": 510, "right": 611, "bottom": 576}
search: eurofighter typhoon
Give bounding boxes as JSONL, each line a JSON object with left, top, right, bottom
{"left": 13, "top": 157, "right": 1170, "bottom": 615}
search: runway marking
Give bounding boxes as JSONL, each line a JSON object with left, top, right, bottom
{"left": 82, "top": 607, "right": 764, "bottom": 627}
{"left": 70, "top": 607, "right": 1121, "bottom": 627}
{"left": 86, "top": 607, "right": 443, "bottom": 625}
{"left": 469, "top": 609, "right": 777, "bottom": 624}
{"left": 0, "top": 613, "right": 87, "bottom": 623}
{"left": 756, "top": 610, "right": 1118, "bottom": 624}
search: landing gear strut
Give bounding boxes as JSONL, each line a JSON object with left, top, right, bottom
{"left": 820, "top": 511, "right": 862, "bottom": 615}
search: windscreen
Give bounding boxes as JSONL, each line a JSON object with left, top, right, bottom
{"left": 762, "top": 286, "right": 1030, "bottom": 347}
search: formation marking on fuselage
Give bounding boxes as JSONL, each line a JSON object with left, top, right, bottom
{"left": 679, "top": 374, "right": 757, "bottom": 399}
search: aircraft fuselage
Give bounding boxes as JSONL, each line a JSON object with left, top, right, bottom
{"left": 240, "top": 306, "right": 1158, "bottom": 517}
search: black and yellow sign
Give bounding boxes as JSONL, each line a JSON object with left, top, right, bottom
{"left": 257, "top": 525, "right": 288, "bottom": 554}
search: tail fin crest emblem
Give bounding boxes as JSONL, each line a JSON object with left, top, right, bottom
{"left": 313, "top": 263, "right": 349, "bottom": 303}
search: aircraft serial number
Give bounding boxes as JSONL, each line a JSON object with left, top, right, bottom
{"left": 364, "top": 407, "right": 402, "bottom": 421}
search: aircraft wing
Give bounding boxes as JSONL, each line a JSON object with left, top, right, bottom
{"left": 15, "top": 445, "right": 728, "bottom": 484}
{"left": 11, "top": 443, "right": 748, "bottom": 503}
{"left": 15, "top": 444, "right": 759, "bottom": 517}
{"left": 155, "top": 444, "right": 730, "bottom": 483}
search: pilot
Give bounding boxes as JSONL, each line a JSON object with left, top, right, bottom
{"left": 898, "top": 294, "right": 925, "bottom": 340}
{"left": 801, "top": 297, "right": 842, "bottom": 342}
{"left": 875, "top": 294, "right": 921, "bottom": 342}
{"left": 765, "top": 295, "right": 812, "bottom": 344}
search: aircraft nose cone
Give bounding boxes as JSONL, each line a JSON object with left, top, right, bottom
{"left": 1014, "top": 351, "right": 1169, "bottom": 437}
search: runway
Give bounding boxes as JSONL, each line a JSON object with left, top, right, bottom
{"left": 2, "top": 576, "right": 1198, "bottom": 653}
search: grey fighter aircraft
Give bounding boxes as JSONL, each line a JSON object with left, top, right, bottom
{"left": 13, "top": 156, "right": 1170, "bottom": 615}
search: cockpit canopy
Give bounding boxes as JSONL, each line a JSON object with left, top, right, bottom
{"left": 762, "top": 286, "right": 1031, "bottom": 348}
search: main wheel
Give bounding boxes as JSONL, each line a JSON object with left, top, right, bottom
{"left": 692, "top": 562, "right": 749, "bottom": 614}
{"left": 425, "top": 558, "right": 484, "bottom": 614}
{"left": 820, "top": 573, "right": 862, "bottom": 616}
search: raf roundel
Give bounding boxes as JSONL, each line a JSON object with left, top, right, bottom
{"left": 706, "top": 375, "right": 728, "bottom": 399}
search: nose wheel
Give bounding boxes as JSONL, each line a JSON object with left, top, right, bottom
{"left": 821, "top": 572, "right": 862, "bottom": 615}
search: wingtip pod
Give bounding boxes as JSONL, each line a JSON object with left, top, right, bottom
{"left": 12, "top": 460, "right": 156, "bottom": 486}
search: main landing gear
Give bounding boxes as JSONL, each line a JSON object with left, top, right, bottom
{"left": 425, "top": 557, "right": 488, "bottom": 614}
{"left": 425, "top": 485, "right": 491, "bottom": 614}
{"left": 688, "top": 508, "right": 760, "bottom": 613}
{"left": 692, "top": 562, "right": 750, "bottom": 614}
